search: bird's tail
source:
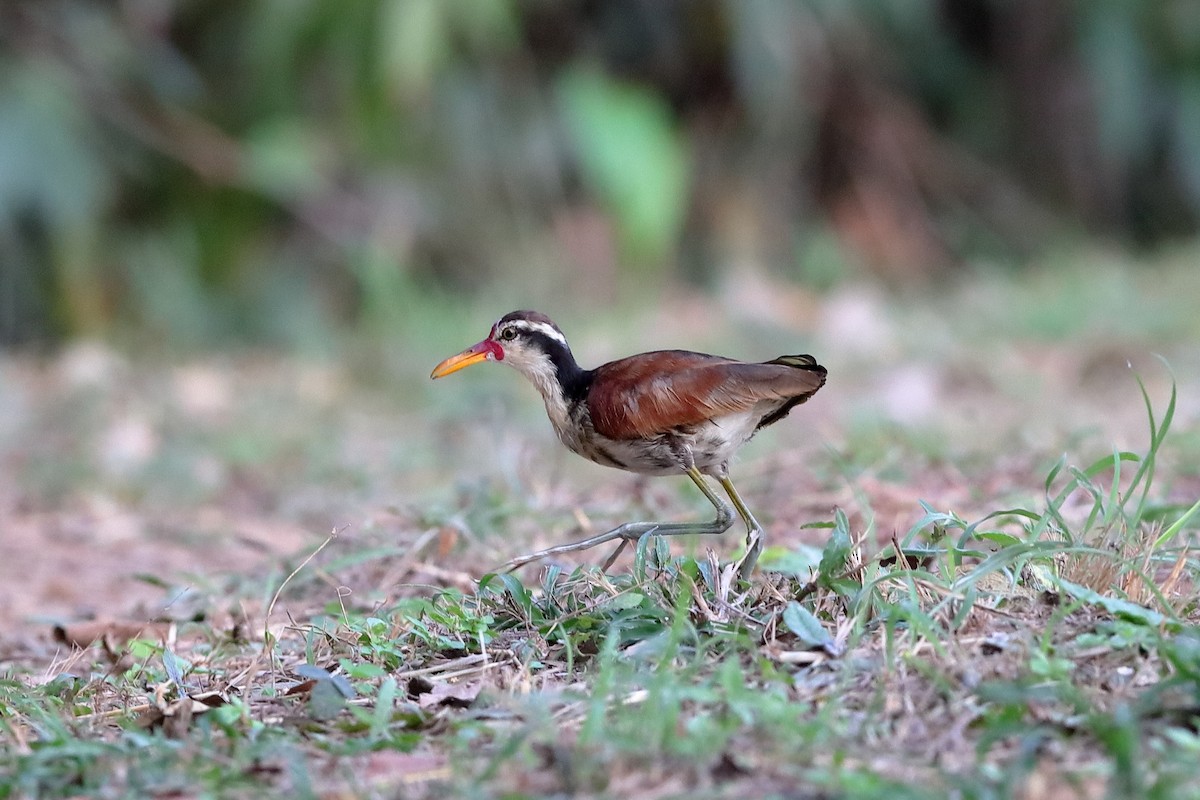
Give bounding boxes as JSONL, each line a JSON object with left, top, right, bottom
{"left": 766, "top": 354, "right": 827, "bottom": 381}
{"left": 752, "top": 354, "right": 828, "bottom": 430}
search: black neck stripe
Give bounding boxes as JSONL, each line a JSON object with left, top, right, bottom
{"left": 526, "top": 331, "right": 591, "bottom": 403}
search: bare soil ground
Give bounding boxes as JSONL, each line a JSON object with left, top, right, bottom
{"left": 3, "top": 276, "right": 1200, "bottom": 797}
{"left": 3, "top": 305, "right": 1193, "bottom": 635}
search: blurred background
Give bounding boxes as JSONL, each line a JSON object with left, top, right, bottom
{"left": 2, "top": 0, "right": 1200, "bottom": 628}
{"left": 2, "top": 0, "right": 1199, "bottom": 348}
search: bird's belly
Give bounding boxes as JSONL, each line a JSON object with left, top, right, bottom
{"left": 560, "top": 429, "right": 682, "bottom": 476}
{"left": 687, "top": 412, "right": 761, "bottom": 470}
{"left": 556, "top": 410, "right": 763, "bottom": 477}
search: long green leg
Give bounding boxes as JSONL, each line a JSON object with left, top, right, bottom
{"left": 718, "top": 475, "right": 766, "bottom": 580}
{"left": 501, "top": 466, "right": 734, "bottom": 573}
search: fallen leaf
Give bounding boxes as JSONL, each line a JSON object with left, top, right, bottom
{"left": 416, "top": 681, "right": 481, "bottom": 710}
{"left": 53, "top": 621, "right": 170, "bottom": 649}
{"left": 436, "top": 526, "right": 460, "bottom": 558}
{"left": 139, "top": 686, "right": 230, "bottom": 736}
{"left": 284, "top": 679, "right": 319, "bottom": 696}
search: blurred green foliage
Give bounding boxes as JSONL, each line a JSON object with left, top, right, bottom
{"left": 1, "top": 0, "right": 1198, "bottom": 347}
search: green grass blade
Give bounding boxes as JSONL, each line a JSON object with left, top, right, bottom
{"left": 1152, "top": 496, "right": 1200, "bottom": 550}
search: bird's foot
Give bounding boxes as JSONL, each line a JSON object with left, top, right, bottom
{"left": 732, "top": 529, "right": 763, "bottom": 582}
{"left": 498, "top": 525, "right": 659, "bottom": 575}
{"left": 498, "top": 551, "right": 546, "bottom": 574}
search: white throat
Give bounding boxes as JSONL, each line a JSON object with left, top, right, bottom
{"left": 504, "top": 349, "right": 571, "bottom": 431}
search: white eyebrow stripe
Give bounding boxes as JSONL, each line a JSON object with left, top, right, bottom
{"left": 508, "top": 320, "right": 568, "bottom": 347}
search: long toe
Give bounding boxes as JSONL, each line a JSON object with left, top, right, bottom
{"left": 735, "top": 530, "right": 763, "bottom": 581}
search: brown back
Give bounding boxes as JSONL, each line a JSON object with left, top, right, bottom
{"left": 587, "top": 350, "right": 826, "bottom": 440}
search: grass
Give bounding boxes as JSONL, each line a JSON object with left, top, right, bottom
{"left": 3, "top": 374, "right": 1199, "bottom": 799}
{"left": 2, "top": 264, "right": 1200, "bottom": 798}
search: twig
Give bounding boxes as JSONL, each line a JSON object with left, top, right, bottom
{"left": 263, "top": 526, "right": 346, "bottom": 644}
{"left": 259, "top": 526, "right": 346, "bottom": 693}
{"left": 374, "top": 526, "right": 443, "bottom": 591}
{"left": 391, "top": 654, "right": 489, "bottom": 680}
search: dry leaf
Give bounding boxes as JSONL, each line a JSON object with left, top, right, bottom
{"left": 284, "top": 679, "right": 319, "bottom": 697}
{"left": 140, "top": 683, "right": 230, "bottom": 735}
{"left": 53, "top": 620, "right": 170, "bottom": 649}
{"left": 415, "top": 681, "right": 481, "bottom": 710}
{"left": 436, "top": 526, "right": 460, "bottom": 558}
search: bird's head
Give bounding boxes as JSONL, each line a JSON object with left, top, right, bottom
{"left": 430, "top": 311, "right": 574, "bottom": 393}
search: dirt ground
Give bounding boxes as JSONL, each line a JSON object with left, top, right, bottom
{"left": 4, "top": 281, "right": 1200, "bottom": 798}
{"left": 3, "top": 288, "right": 1197, "bottom": 661}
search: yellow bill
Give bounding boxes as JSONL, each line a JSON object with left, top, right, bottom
{"left": 430, "top": 340, "right": 500, "bottom": 379}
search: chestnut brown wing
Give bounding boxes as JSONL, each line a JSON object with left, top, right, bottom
{"left": 587, "top": 350, "right": 826, "bottom": 441}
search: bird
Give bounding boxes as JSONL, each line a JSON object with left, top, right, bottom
{"left": 430, "top": 310, "right": 827, "bottom": 579}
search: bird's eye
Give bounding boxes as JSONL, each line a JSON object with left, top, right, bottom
{"left": 500, "top": 328, "right": 517, "bottom": 341}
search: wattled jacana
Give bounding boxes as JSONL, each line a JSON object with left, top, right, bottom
{"left": 431, "top": 311, "right": 827, "bottom": 578}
